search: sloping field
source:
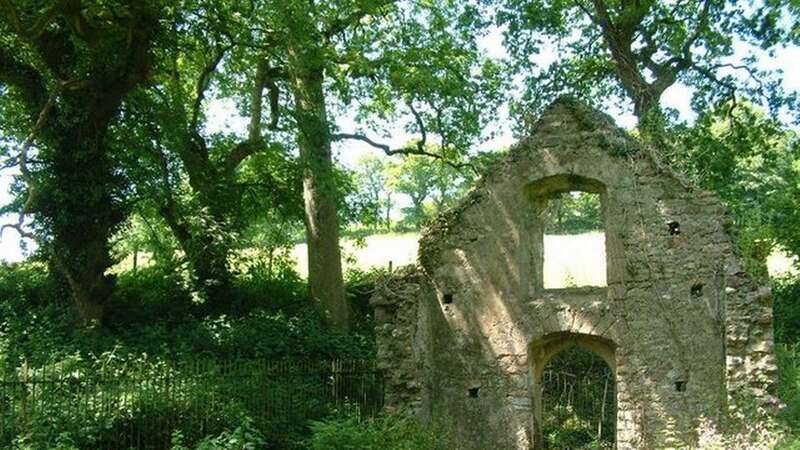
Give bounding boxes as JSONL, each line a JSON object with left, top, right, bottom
{"left": 292, "top": 232, "right": 608, "bottom": 287}
{"left": 115, "top": 232, "right": 796, "bottom": 283}
{"left": 291, "top": 232, "right": 797, "bottom": 283}
{"left": 291, "top": 233, "right": 420, "bottom": 277}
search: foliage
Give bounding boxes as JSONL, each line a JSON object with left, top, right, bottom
{"left": 777, "top": 344, "right": 800, "bottom": 436}
{"left": 171, "top": 418, "right": 267, "bottom": 450}
{"left": 349, "top": 154, "right": 392, "bottom": 230}
{"left": 0, "top": 1, "right": 799, "bottom": 448}
{"left": 541, "top": 347, "right": 615, "bottom": 449}
{"left": 386, "top": 154, "right": 466, "bottom": 228}
{"left": 0, "top": 261, "right": 373, "bottom": 370}
{"left": 0, "top": 0, "right": 180, "bottom": 321}
{"left": 542, "top": 192, "right": 603, "bottom": 235}
{"left": 677, "top": 103, "right": 800, "bottom": 275}
{"left": 1, "top": 353, "right": 381, "bottom": 449}
{"left": 497, "top": 0, "right": 797, "bottom": 126}
{"left": 774, "top": 275, "right": 800, "bottom": 345}
{"left": 0, "top": 259, "right": 378, "bottom": 449}
{"left": 307, "top": 412, "right": 451, "bottom": 450}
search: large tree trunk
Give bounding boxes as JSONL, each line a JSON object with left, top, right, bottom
{"left": 287, "top": 46, "right": 350, "bottom": 331}
{"left": 0, "top": 3, "right": 158, "bottom": 325}
{"left": 42, "top": 119, "right": 123, "bottom": 324}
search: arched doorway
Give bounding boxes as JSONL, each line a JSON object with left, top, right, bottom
{"left": 529, "top": 333, "right": 616, "bottom": 449}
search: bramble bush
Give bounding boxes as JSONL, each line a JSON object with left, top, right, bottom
{"left": 307, "top": 412, "right": 451, "bottom": 450}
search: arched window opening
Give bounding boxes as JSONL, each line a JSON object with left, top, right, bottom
{"left": 540, "top": 347, "right": 616, "bottom": 449}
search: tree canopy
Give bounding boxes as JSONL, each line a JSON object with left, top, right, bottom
{"left": 0, "top": 0, "right": 797, "bottom": 328}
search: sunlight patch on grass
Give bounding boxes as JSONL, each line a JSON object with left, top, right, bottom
{"left": 291, "top": 233, "right": 420, "bottom": 277}
{"left": 544, "top": 232, "right": 606, "bottom": 289}
{"left": 768, "top": 250, "right": 799, "bottom": 278}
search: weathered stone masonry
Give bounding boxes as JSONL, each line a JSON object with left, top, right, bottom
{"left": 370, "top": 99, "right": 777, "bottom": 449}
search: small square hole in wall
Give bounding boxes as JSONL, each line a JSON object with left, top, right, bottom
{"left": 674, "top": 380, "right": 687, "bottom": 392}
{"left": 668, "top": 221, "right": 681, "bottom": 236}
{"left": 542, "top": 191, "right": 606, "bottom": 289}
{"left": 468, "top": 387, "right": 480, "bottom": 398}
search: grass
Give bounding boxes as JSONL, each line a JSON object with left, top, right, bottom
{"left": 296, "top": 231, "right": 796, "bottom": 283}
{"left": 114, "top": 232, "right": 797, "bottom": 284}
{"left": 293, "top": 232, "right": 608, "bottom": 288}
{"left": 291, "top": 232, "right": 419, "bottom": 278}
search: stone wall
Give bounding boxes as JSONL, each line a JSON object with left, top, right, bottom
{"left": 370, "top": 98, "right": 777, "bottom": 449}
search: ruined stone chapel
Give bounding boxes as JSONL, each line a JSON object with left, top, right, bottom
{"left": 370, "top": 99, "right": 778, "bottom": 449}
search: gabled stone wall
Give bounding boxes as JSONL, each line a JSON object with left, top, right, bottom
{"left": 370, "top": 98, "right": 777, "bottom": 449}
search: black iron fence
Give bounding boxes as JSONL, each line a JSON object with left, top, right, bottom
{"left": 0, "top": 359, "right": 384, "bottom": 449}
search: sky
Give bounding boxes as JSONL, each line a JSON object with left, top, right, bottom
{"left": 1, "top": 25, "right": 799, "bottom": 262}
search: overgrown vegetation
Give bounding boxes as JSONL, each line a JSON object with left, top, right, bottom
{"left": 0, "top": 0, "right": 799, "bottom": 448}
{"left": 774, "top": 275, "right": 800, "bottom": 439}
{"left": 308, "top": 412, "right": 451, "bottom": 450}
{"left": 542, "top": 192, "right": 603, "bottom": 235}
{"left": 0, "top": 260, "right": 381, "bottom": 449}
{"left": 541, "top": 347, "right": 615, "bottom": 449}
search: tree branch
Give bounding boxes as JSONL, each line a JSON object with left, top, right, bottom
{"left": 248, "top": 59, "right": 269, "bottom": 142}
{"left": 575, "top": 0, "right": 599, "bottom": 25}
{"left": 617, "top": 0, "right": 655, "bottom": 38}
{"left": 331, "top": 133, "right": 477, "bottom": 173}
{"left": 691, "top": 61, "right": 737, "bottom": 93}
{"left": 224, "top": 140, "right": 265, "bottom": 175}
{"left": 248, "top": 60, "right": 284, "bottom": 142}
{"left": 407, "top": 100, "right": 427, "bottom": 153}
{"left": 0, "top": 95, "right": 55, "bottom": 243}
{"left": 0, "top": 0, "right": 61, "bottom": 40}
{"left": 221, "top": 61, "right": 286, "bottom": 175}
{"left": 680, "top": 0, "right": 713, "bottom": 60}
{"left": 60, "top": 0, "right": 100, "bottom": 44}
{"left": 191, "top": 44, "right": 232, "bottom": 130}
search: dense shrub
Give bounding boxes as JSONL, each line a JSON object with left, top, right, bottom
{"left": 307, "top": 413, "right": 450, "bottom": 450}
{"left": 170, "top": 419, "right": 267, "bottom": 450}
{"left": 0, "top": 260, "right": 378, "bottom": 449}
{"left": 777, "top": 344, "right": 800, "bottom": 432}
{"left": 0, "top": 261, "right": 374, "bottom": 365}
{"left": 774, "top": 275, "right": 800, "bottom": 345}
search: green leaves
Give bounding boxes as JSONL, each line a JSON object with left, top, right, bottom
{"left": 677, "top": 102, "right": 800, "bottom": 272}
{"left": 498, "top": 0, "right": 798, "bottom": 123}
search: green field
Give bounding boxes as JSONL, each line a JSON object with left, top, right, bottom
{"left": 292, "top": 232, "right": 798, "bottom": 283}
{"left": 117, "top": 232, "right": 797, "bottom": 283}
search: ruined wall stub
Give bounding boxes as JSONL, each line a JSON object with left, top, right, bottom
{"left": 370, "top": 98, "right": 777, "bottom": 449}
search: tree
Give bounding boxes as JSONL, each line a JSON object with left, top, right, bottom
{"left": 677, "top": 103, "right": 800, "bottom": 275}
{"left": 117, "top": 1, "right": 300, "bottom": 307}
{"left": 352, "top": 153, "right": 390, "bottom": 230}
{"left": 498, "top": 0, "right": 797, "bottom": 135}
{"left": 250, "top": 0, "right": 502, "bottom": 330}
{"left": 387, "top": 154, "right": 463, "bottom": 228}
{"left": 0, "top": 0, "right": 168, "bottom": 323}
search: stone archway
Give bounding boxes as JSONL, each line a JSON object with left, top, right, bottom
{"left": 529, "top": 332, "right": 616, "bottom": 450}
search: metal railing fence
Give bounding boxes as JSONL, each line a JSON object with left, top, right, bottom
{"left": 0, "top": 358, "right": 384, "bottom": 449}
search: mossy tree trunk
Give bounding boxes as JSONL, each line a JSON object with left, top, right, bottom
{"left": 0, "top": 2, "right": 160, "bottom": 324}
